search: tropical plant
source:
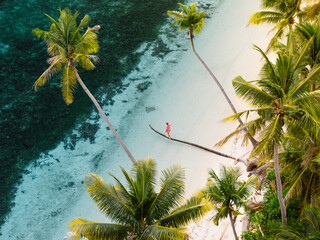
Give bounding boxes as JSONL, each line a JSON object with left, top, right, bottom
{"left": 218, "top": 44, "right": 320, "bottom": 224}
{"left": 280, "top": 116, "right": 320, "bottom": 207}
{"left": 294, "top": 20, "right": 320, "bottom": 89}
{"left": 33, "top": 8, "right": 136, "bottom": 164}
{"left": 249, "top": 0, "right": 320, "bottom": 53}
{"left": 167, "top": 2, "right": 258, "bottom": 147}
{"left": 202, "top": 165, "right": 255, "bottom": 240}
{"left": 69, "top": 158, "right": 212, "bottom": 239}
{"left": 298, "top": 1, "right": 320, "bottom": 21}
{"left": 275, "top": 206, "right": 320, "bottom": 239}
{"left": 249, "top": 0, "right": 302, "bottom": 53}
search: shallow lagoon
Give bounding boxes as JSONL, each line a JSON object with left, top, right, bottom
{"left": 0, "top": 0, "right": 219, "bottom": 238}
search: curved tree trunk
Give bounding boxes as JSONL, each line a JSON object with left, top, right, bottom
{"left": 149, "top": 125, "right": 247, "bottom": 164}
{"left": 189, "top": 36, "right": 258, "bottom": 148}
{"left": 274, "top": 143, "right": 287, "bottom": 225}
{"left": 229, "top": 211, "right": 238, "bottom": 240}
{"left": 71, "top": 62, "right": 136, "bottom": 164}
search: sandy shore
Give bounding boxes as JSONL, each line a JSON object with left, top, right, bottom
{"left": 1, "top": 0, "right": 271, "bottom": 239}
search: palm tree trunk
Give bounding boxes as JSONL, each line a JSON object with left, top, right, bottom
{"left": 189, "top": 36, "right": 258, "bottom": 148}
{"left": 274, "top": 143, "right": 287, "bottom": 225}
{"left": 149, "top": 124, "right": 248, "bottom": 163}
{"left": 229, "top": 211, "right": 238, "bottom": 240}
{"left": 71, "top": 62, "right": 136, "bottom": 164}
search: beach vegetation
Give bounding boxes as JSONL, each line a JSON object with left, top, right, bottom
{"left": 33, "top": 8, "right": 136, "bottom": 164}
{"left": 220, "top": 42, "right": 320, "bottom": 225}
{"left": 249, "top": 0, "right": 320, "bottom": 53}
{"left": 202, "top": 165, "right": 255, "bottom": 240}
{"left": 275, "top": 206, "right": 320, "bottom": 239}
{"left": 68, "top": 158, "right": 211, "bottom": 239}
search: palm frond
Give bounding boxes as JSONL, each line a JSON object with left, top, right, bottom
{"left": 177, "top": 2, "right": 189, "bottom": 14}
{"left": 77, "top": 14, "right": 90, "bottom": 31}
{"left": 251, "top": 115, "right": 282, "bottom": 158}
{"left": 32, "top": 28, "right": 49, "bottom": 39}
{"left": 233, "top": 76, "right": 274, "bottom": 106}
{"left": 212, "top": 206, "right": 229, "bottom": 225}
{"left": 249, "top": 11, "right": 283, "bottom": 25}
{"left": 33, "top": 58, "right": 62, "bottom": 91}
{"left": 254, "top": 45, "right": 277, "bottom": 79}
{"left": 84, "top": 173, "right": 137, "bottom": 225}
{"left": 76, "top": 54, "right": 97, "bottom": 70}
{"left": 61, "top": 65, "right": 77, "bottom": 104}
{"left": 147, "top": 165, "right": 185, "bottom": 222}
{"left": 265, "top": 25, "right": 286, "bottom": 54}
{"left": 130, "top": 158, "right": 157, "bottom": 203}
{"left": 140, "top": 225, "right": 187, "bottom": 240}
{"left": 69, "top": 218, "right": 130, "bottom": 240}
{"left": 157, "top": 196, "right": 212, "bottom": 227}
{"left": 288, "top": 64, "right": 320, "bottom": 101}
{"left": 284, "top": 168, "right": 307, "bottom": 203}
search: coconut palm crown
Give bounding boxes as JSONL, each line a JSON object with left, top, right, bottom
{"left": 33, "top": 8, "right": 136, "bottom": 164}
{"left": 167, "top": 2, "right": 206, "bottom": 39}
{"left": 202, "top": 165, "right": 255, "bottom": 240}
{"left": 69, "top": 159, "right": 212, "bottom": 240}
{"left": 33, "top": 8, "right": 99, "bottom": 104}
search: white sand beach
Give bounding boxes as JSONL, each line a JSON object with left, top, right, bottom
{"left": 1, "top": 0, "right": 271, "bottom": 239}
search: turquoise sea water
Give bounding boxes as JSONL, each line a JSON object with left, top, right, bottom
{"left": 0, "top": 0, "right": 222, "bottom": 238}
{"left": 0, "top": 0, "right": 184, "bottom": 227}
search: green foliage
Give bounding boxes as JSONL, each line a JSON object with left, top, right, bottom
{"left": 69, "top": 159, "right": 212, "bottom": 239}
{"left": 33, "top": 8, "right": 99, "bottom": 104}
{"left": 242, "top": 171, "right": 306, "bottom": 240}
{"left": 167, "top": 2, "right": 207, "bottom": 37}
{"left": 202, "top": 165, "right": 255, "bottom": 225}
{"left": 249, "top": 0, "right": 320, "bottom": 53}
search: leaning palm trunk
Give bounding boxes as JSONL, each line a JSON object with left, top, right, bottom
{"left": 274, "top": 143, "right": 287, "bottom": 225}
{"left": 149, "top": 124, "right": 247, "bottom": 163}
{"left": 71, "top": 61, "right": 136, "bottom": 164}
{"left": 189, "top": 32, "right": 258, "bottom": 148}
{"left": 229, "top": 211, "right": 238, "bottom": 240}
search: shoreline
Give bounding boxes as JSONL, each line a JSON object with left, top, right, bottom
{"left": 1, "top": 0, "right": 271, "bottom": 239}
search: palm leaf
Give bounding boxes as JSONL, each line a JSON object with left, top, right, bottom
{"left": 77, "top": 14, "right": 90, "bottom": 31}
{"left": 212, "top": 206, "right": 229, "bottom": 225}
{"left": 251, "top": 115, "right": 281, "bottom": 158}
{"left": 69, "top": 218, "right": 130, "bottom": 240}
{"left": 254, "top": 45, "right": 277, "bottom": 80}
{"left": 84, "top": 173, "right": 137, "bottom": 225}
{"left": 249, "top": 11, "right": 283, "bottom": 25}
{"left": 233, "top": 76, "right": 274, "bottom": 106}
{"left": 157, "top": 196, "right": 212, "bottom": 227}
{"left": 147, "top": 165, "right": 185, "bottom": 222}
{"left": 61, "top": 65, "right": 77, "bottom": 104}
{"left": 177, "top": 2, "right": 189, "bottom": 15}
{"left": 288, "top": 64, "right": 320, "bottom": 101}
{"left": 33, "top": 58, "right": 62, "bottom": 90}
{"left": 140, "top": 225, "right": 186, "bottom": 240}
{"left": 284, "top": 167, "right": 307, "bottom": 203}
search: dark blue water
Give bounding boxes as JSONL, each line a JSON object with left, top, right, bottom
{"left": 0, "top": 0, "right": 184, "bottom": 227}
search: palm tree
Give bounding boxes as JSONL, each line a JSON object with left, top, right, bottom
{"left": 202, "top": 165, "right": 255, "bottom": 240}
{"left": 218, "top": 44, "right": 320, "bottom": 225}
{"left": 249, "top": 0, "right": 302, "bottom": 53}
{"left": 249, "top": 0, "right": 320, "bottom": 53}
{"left": 33, "top": 8, "right": 136, "bottom": 164}
{"left": 167, "top": 2, "right": 258, "bottom": 147}
{"left": 69, "top": 158, "right": 211, "bottom": 239}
